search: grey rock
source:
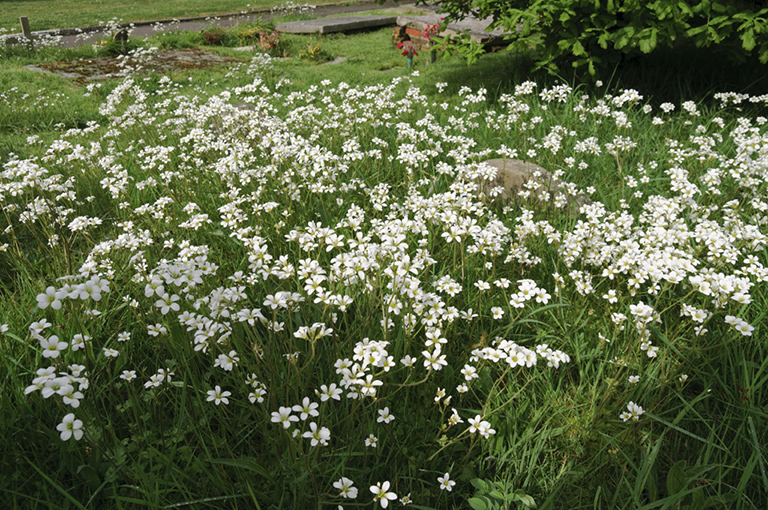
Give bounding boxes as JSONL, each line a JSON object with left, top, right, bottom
{"left": 477, "top": 158, "right": 590, "bottom": 211}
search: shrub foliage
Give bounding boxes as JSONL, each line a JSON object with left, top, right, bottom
{"left": 429, "top": 0, "right": 768, "bottom": 74}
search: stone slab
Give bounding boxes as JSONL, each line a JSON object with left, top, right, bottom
{"left": 396, "top": 13, "right": 506, "bottom": 45}
{"left": 23, "top": 48, "right": 237, "bottom": 82}
{"left": 276, "top": 15, "right": 398, "bottom": 34}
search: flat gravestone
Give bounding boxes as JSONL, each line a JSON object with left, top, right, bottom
{"left": 396, "top": 13, "right": 506, "bottom": 46}
{"left": 276, "top": 15, "right": 397, "bottom": 34}
{"left": 24, "top": 48, "right": 238, "bottom": 82}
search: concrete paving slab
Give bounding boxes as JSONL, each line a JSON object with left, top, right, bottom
{"left": 276, "top": 15, "right": 397, "bottom": 34}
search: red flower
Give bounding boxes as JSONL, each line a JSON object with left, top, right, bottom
{"left": 398, "top": 41, "right": 417, "bottom": 56}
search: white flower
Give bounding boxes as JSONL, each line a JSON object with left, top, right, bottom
{"left": 619, "top": 401, "right": 645, "bottom": 422}
{"left": 370, "top": 481, "right": 397, "bottom": 508}
{"left": 271, "top": 407, "right": 298, "bottom": 429}
{"left": 206, "top": 385, "right": 231, "bottom": 405}
{"left": 144, "top": 374, "right": 164, "bottom": 389}
{"left": 214, "top": 350, "right": 239, "bottom": 371}
{"left": 377, "top": 407, "right": 395, "bottom": 424}
{"left": 628, "top": 375, "right": 640, "bottom": 384}
{"left": 437, "top": 473, "right": 455, "bottom": 491}
{"left": 37, "top": 286, "right": 64, "bottom": 310}
{"left": 333, "top": 477, "right": 358, "bottom": 499}
{"left": 422, "top": 346, "right": 448, "bottom": 371}
{"left": 468, "top": 415, "right": 495, "bottom": 437}
{"left": 302, "top": 422, "right": 330, "bottom": 446}
{"left": 317, "top": 383, "right": 342, "bottom": 402}
{"left": 120, "top": 370, "right": 137, "bottom": 382}
{"left": 448, "top": 408, "right": 464, "bottom": 426}
{"left": 56, "top": 413, "right": 83, "bottom": 441}
{"left": 292, "top": 397, "right": 319, "bottom": 420}
{"left": 40, "top": 335, "right": 68, "bottom": 359}
{"left": 147, "top": 324, "right": 167, "bottom": 336}
{"left": 364, "top": 434, "right": 378, "bottom": 447}
{"left": 461, "top": 364, "right": 478, "bottom": 381}
{"left": 155, "top": 293, "right": 180, "bottom": 315}
{"left": 71, "top": 334, "right": 89, "bottom": 351}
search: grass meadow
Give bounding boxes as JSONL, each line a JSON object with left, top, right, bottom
{"left": 1, "top": 9, "right": 768, "bottom": 510}
{"left": 0, "top": 0, "right": 338, "bottom": 33}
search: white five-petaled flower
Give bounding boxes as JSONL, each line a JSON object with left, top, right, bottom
{"left": 37, "top": 286, "right": 64, "bottom": 310}
{"left": 214, "top": 350, "right": 239, "bottom": 371}
{"left": 370, "top": 481, "right": 397, "bottom": 508}
{"left": 333, "top": 477, "right": 358, "bottom": 499}
{"left": 56, "top": 413, "right": 83, "bottom": 441}
{"left": 40, "top": 335, "right": 68, "bottom": 359}
{"left": 467, "top": 415, "right": 495, "bottom": 438}
{"left": 619, "top": 401, "right": 645, "bottom": 422}
{"left": 317, "top": 383, "right": 342, "bottom": 402}
{"left": 302, "top": 422, "right": 330, "bottom": 446}
{"left": 206, "top": 385, "right": 231, "bottom": 405}
{"left": 377, "top": 407, "right": 395, "bottom": 424}
{"left": 271, "top": 406, "right": 299, "bottom": 429}
{"left": 437, "top": 472, "right": 455, "bottom": 491}
{"left": 292, "top": 397, "right": 319, "bottom": 420}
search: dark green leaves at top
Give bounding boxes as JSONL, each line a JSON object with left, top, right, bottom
{"left": 431, "top": 0, "right": 768, "bottom": 75}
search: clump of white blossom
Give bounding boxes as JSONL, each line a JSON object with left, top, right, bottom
{"left": 3, "top": 59, "right": 766, "bottom": 501}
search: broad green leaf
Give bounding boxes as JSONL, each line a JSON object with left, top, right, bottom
{"left": 468, "top": 497, "right": 488, "bottom": 510}
{"left": 667, "top": 460, "right": 687, "bottom": 496}
{"left": 742, "top": 28, "right": 756, "bottom": 51}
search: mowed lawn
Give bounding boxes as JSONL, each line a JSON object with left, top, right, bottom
{"left": 0, "top": 0, "right": 338, "bottom": 33}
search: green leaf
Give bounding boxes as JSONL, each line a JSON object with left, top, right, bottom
{"left": 516, "top": 491, "right": 537, "bottom": 508}
{"left": 638, "top": 29, "right": 657, "bottom": 53}
{"left": 470, "top": 478, "right": 489, "bottom": 491}
{"left": 742, "top": 28, "right": 756, "bottom": 51}
{"left": 572, "top": 40, "right": 585, "bottom": 56}
{"left": 667, "top": 460, "right": 688, "bottom": 496}
{"left": 468, "top": 497, "right": 488, "bottom": 510}
{"left": 646, "top": 465, "right": 658, "bottom": 502}
{"left": 76, "top": 464, "right": 101, "bottom": 491}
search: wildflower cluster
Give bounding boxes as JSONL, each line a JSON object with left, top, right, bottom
{"left": 3, "top": 55, "right": 766, "bottom": 504}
